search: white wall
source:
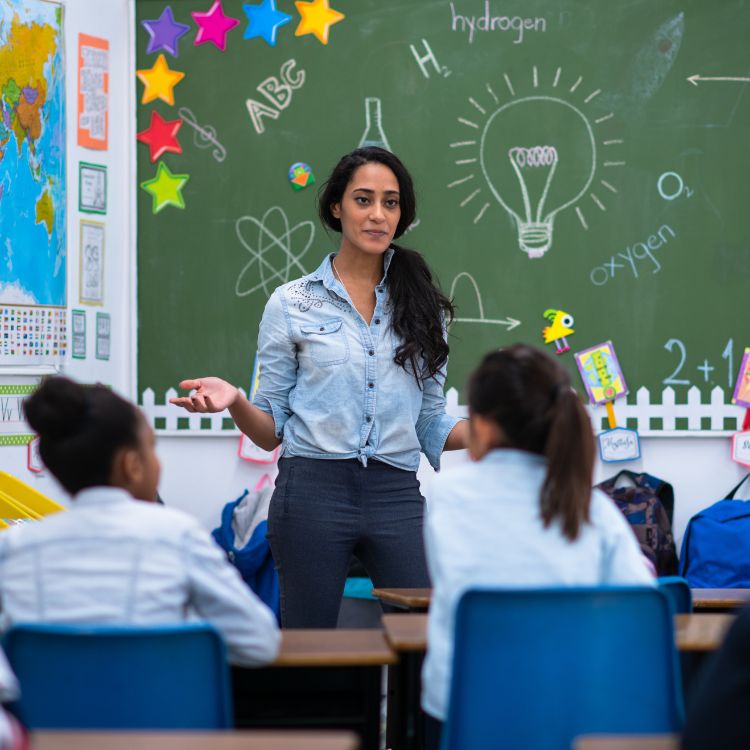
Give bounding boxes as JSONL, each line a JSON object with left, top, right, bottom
{"left": 2, "top": 0, "right": 747, "bottom": 552}
{"left": 0, "top": 0, "right": 133, "bottom": 504}
{"left": 155, "top": 432, "right": 748, "bottom": 550}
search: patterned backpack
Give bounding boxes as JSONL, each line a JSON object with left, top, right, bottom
{"left": 595, "top": 471, "right": 679, "bottom": 576}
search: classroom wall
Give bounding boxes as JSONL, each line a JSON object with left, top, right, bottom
{"left": 3, "top": 0, "right": 748, "bottom": 553}
{"left": 0, "top": 0, "right": 133, "bottom": 503}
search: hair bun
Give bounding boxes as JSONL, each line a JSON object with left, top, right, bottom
{"left": 24, "top": 377, "right": 89, "bottom": 440}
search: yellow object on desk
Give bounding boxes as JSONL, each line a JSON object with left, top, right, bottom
{"left": 0, "top": 471, "right": 65, "bottom": 527}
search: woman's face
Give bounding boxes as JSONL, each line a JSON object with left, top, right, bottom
{"left": 331, "top": 162, "right": 401, "bottom": 257}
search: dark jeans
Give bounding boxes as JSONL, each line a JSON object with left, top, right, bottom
{"left": 267, "top": 456, "right": 431, "bottom": 628}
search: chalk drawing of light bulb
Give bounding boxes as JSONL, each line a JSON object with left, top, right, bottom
{"left": 448, "top": 68, "right": 625, "bottom": 259}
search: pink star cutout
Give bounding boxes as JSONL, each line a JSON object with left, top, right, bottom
{"left": 192, "top": 0, "right": 241, "bottom": 51}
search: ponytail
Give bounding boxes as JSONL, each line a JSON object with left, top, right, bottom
{"left": 467, "top": 345, "right": 595, "bottom": 541}
{"left": 540, "top": 385, "right": 594, "bottom": 541}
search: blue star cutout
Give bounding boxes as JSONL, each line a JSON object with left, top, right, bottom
{"left": 141, "top": 6, "right": 191, "bottom": 57}
{"left": 242, "top": 0, "right": 292, "bottom": 47}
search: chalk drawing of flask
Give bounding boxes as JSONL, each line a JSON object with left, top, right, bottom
{"left": 358, "top": 97, "right": 391, "bottom": 151}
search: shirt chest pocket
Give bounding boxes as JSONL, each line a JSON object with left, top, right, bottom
{"left": 300, "top": 318, "right": 350, "bottom": 366}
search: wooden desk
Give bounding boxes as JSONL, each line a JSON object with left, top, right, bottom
{"left": 574, "top": 735, "right": 679, "bottom": 750}
{"left": 382, "top": 612, "right": 735, "bottom": 653}
{"left": 371, "top": 588, "right": 431, "bottom": 611}
{"left": 375, "top": 586, "right": 750, "bottom": 614}
{"left": 31, "top": 730, "right": 360, "bottom": 750}
{"left": 692, "top": 588, "right": 750, "bottom": 610}
{"left": 232, "top": 630, "right": 394, "bottom": 750}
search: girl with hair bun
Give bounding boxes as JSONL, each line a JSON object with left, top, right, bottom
{"left": 0, "top": 376, "right": 280, "bottom": 666}
{"left": 172, "top": 147, "right": 469, "bottom": 628}
{"left": 421, "top": 344, "right": 654, "bottom": 749}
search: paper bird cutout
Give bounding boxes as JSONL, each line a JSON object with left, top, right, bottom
{"left": 140, "top": 161, "right": 190, "bottom": 213}
{"left": 294, "top": 0, "right": 345, "bottom": 45}
{"left": 141, "top": 5, "right": 191, "bottom": 57}
{"left": 136, "top": 54, "right": 185, "bottom": 105}
{"left": 192, "top": 0, "right": 241, "bottom": 51}
{"left": 137, "top": 111, "right": 183, "bottom": 162}
{"left": 243, "top": 0, "right": 292, "bottom": 46}
{"left": 542, "top": 309, "right": 574, "bottom": 354}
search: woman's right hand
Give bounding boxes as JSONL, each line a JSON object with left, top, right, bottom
{"left": 169, "top": 377, "right": 240, "bottom": 413}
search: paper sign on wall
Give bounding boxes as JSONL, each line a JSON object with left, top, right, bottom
{"left": 79, "top": 220, "right": 105, "bottom": 305}
{"left": 732, "top": 348, "right": 750, "bottom": 409}
{"left": 238, "top": 352, "right": 279, "bottom": 464}
{"left": 77, "top": 34, "right": 109, "bottom": 150}
{"left": 79, "top": 162, "right": 107, "bottom": 214}
{"left": 598, "top": 427, "right": 641, "bottom": 463}
{"left": 574, "top": 341, "right": 628, "bottom": 405}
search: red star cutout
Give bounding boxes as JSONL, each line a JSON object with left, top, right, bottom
{"left": 137, "top": 111, "right": 183, "bottom": 162}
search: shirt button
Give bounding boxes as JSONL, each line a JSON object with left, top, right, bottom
{"left": 374, "top": 319, "right": 380, "bottom": 325}
{"left": 366, "top": 416, "right": 372, "bottom": 422}
{"left": 368, "top": 349, "right": 374, "bottom": 356}
{"left": 319, "top": 326, "right": 324, "bottom": 331}
{"left": 368, "top": 382, "right": 374, "bottom": 388}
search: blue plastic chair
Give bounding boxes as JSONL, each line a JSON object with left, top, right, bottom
{"left": 657, "top": 576, "right": 693, "bottom": 614}
{"left": 4, "top": 623, "right": 232, "bottom": 729}
{"left": 441, "top": 587, "right": 684, "bottom": 750}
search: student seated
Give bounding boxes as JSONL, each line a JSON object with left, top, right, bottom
{"left": 421, "top": 345, "right": 654, "bottom": 749}
{"left": 681, "top": 605, "right": 750, "bottom": 750}
{"left": 0, "top": 377, "right": 280, "bottom": 666}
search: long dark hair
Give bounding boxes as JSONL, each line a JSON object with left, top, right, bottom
{"left": 467, "top": 344, "right": 595, "bottom": 541}
{"left": 24, "top": 376, "right": 141, "bottom": 495}
{"left": 318, "top": 147, "right": 454, "bottom": 382}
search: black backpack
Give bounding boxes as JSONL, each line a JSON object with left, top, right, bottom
{"left": 595, "top": 471, "right": 679, "bottom": 576}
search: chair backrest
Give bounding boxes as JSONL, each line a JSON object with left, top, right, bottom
{"left": 657, "top": 576, "right": 693, "bottom": 614}
{"left": 441, "top": 587, "right": 684, "bottom": 750}
{"left": 4, "top": 622, "right": 232, "bottom": 729}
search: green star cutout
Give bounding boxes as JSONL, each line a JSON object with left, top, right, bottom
{"left": 140, "top": 161, "right": 190, "bottom": 213}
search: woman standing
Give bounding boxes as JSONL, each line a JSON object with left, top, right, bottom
{"left": 172, "top": 147, "right": 468, "bottom": 627}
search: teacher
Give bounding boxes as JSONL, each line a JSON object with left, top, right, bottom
{"left": 172, "top": 147, "right": 468, "bottom": 627}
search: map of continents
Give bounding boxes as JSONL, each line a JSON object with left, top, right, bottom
{"left": 0, "top": 0, "right": 64, "bottom": 307}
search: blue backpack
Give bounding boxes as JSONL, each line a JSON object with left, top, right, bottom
{"left": 212, "top": 480, "right": 280, "bottom": 622}
{"left": 679, "top": 475, "right": 750, "bottom": 588}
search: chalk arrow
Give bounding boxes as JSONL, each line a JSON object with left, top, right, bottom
{"left": 687, "top": 74, "right": 750, "bottom": 86}
{"left": 453, "top": 316, "right": 521, "bottom": 330}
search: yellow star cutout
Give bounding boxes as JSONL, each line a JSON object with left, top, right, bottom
{"left": 136, "top": 53, "right": 185, "bottom": 106}
{"left": 294, "top": 0, "right": 344, "bottom": 45}
{"left": 140, "top": 161, "right": 190, "bottom": 213}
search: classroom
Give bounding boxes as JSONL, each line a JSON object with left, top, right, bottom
{"left": 1, "top": 0, "right": 750, "bottom": 748}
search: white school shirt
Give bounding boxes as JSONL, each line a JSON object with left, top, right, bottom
{"left": 421, "top": 449, "right": 655, "bottom": 720}
{"left": 0, "top": 487, "right": 280, "bottom": 667}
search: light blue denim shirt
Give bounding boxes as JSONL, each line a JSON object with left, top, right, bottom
{"left": 252, "top": 249, "right": 460, "bottom": 471}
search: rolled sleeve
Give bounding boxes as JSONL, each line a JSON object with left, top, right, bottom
{"left": 252, "top": 290, "right": 298, "bottom": 439}
{"left": 415, "top": 365, "right": 461, "bottom": 471}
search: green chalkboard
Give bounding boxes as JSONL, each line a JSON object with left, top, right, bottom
{"left": 136, "top": 0, "right": 750, "bottom": 432}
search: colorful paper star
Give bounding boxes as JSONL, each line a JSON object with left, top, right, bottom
{"left": 136, "top": 54, "right": 185, "bottom": 105}
{"left": 141, "top": 5, "right": 191, "bottom": 57}
{"left": 294, "top": 0, "right": 345, "bottom": 45}
{"left": 242, "top": 0, "right": 292, "bottom": 47}
{"left": 192, "top": 0, "right": 241, "bottom": 51}
{"left": 137, "top": 111, "right": 183, "bottom": 163}
{"left": 140, "top": 161, "right": 190, "bottom": 213}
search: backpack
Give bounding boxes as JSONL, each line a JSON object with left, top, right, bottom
{"left": 595, "top": 470, "right": 679, "bottom": 575}
{"left": 211, "top": 476, "right": 280, "bottom": 622}
{"left": 679, "top": 475, "right": 750, "bottom": 588}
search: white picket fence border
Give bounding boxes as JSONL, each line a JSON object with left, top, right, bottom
{"left": 141, "top": 385, "right": 746, "bottom": 437}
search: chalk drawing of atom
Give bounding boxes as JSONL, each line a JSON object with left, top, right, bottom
{"left": 235, "top": 206, "right": 315, "bottom": 298}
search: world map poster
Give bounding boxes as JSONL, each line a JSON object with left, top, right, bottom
{"left": 0, "top": 0, "right": 66, "bottom": 365}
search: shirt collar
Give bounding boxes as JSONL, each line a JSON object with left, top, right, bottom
{"left": 73, "top": 486, "right": 142, "bottom": 507}
{"left": 479, "top": 448, "right": 547, "bottom": 469}
{"left": 309, "top": 247, "right": 396, "bottom": 292}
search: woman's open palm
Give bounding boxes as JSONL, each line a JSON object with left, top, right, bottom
{"left": 169, "top": 377, "right": 239, "bottom": 413}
